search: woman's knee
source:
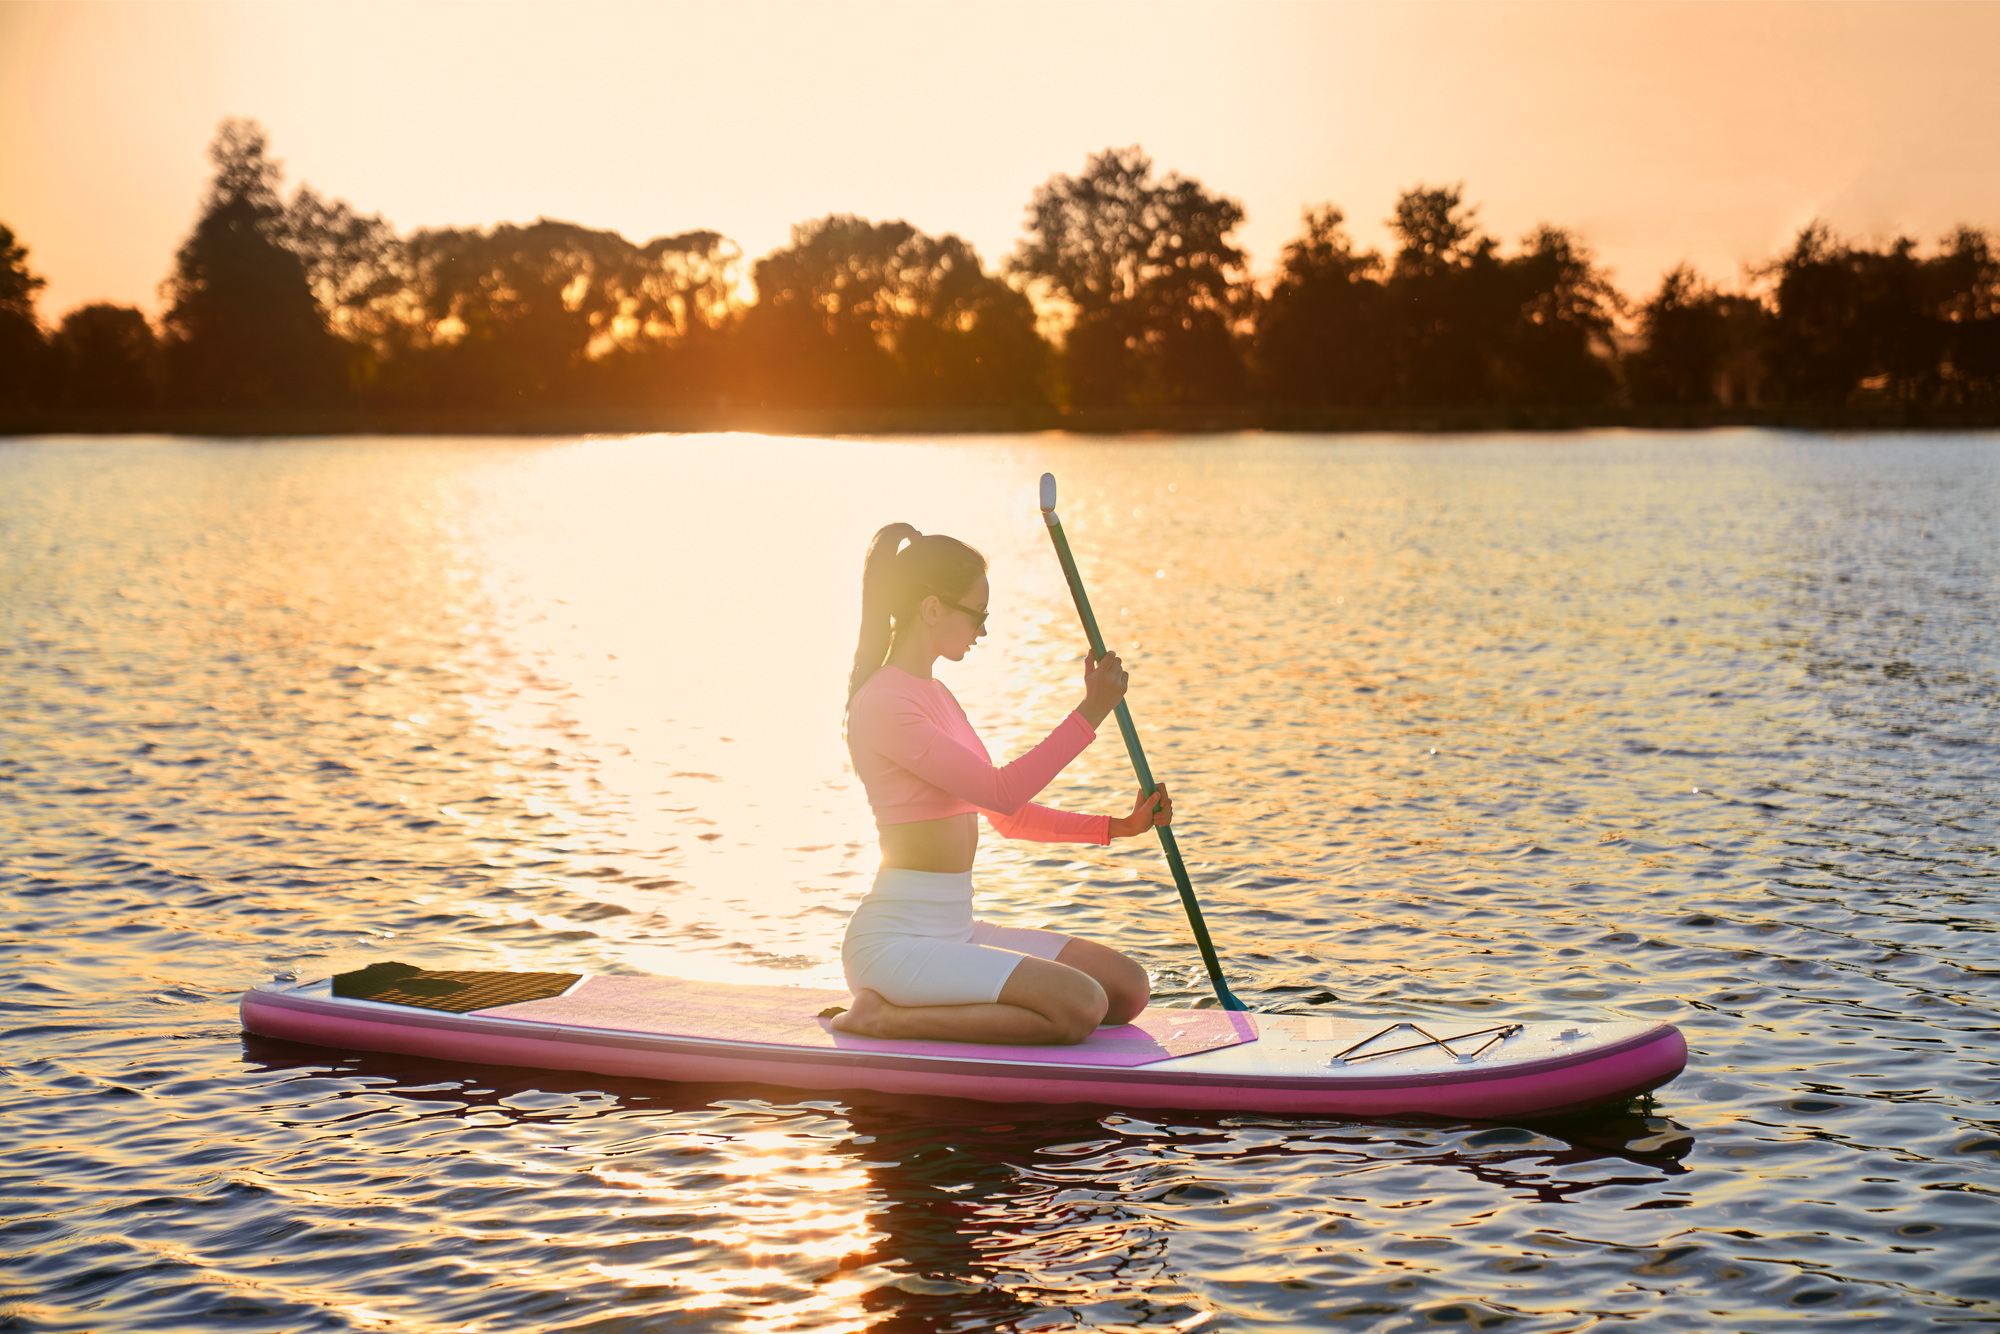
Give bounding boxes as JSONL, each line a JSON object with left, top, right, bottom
{"left": 1001, "top": 959, "right": 1107, "bottom": 1043}
{"left": 1056, "top": 978, "right": 1111, "bottom": 1041}
{"left": 1102, "top": 952, "right": 1151, "bottom": 1023}
{"left": 1038, "top": 970, "right": 1108, "bottom": 1043}
{"left": 1056, "top": 939, "right": 1152, "bottom": 1025}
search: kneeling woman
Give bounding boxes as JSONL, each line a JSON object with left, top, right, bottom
{"left": 833, "top": 524, "right": 1170, "bottom": 1046}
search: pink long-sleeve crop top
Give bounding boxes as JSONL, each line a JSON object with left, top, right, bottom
{"left": 847, "top": 665, "right": 1110, "bottom": 845}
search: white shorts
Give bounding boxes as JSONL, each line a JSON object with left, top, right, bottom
{"left": 842, "top": 867, "right": 1073, "bottom": 1007}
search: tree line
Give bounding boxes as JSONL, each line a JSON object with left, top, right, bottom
{"left": 4, "top": 119, "right": 1998, "bottom": 427}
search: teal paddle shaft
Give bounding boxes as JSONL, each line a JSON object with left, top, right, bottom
{"left": 1037, "top": 473, "right": 1247, "bottom": 1011}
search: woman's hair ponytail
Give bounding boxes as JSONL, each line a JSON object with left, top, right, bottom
{"left": 847, "top": 523, "right": 987, "bottom": 700}
{"left": 850, "top": 522, "right": 922, "bottom": 700}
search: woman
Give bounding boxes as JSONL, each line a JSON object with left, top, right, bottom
{"left": 832, "top": 523, "right": 1171, "bottom": 1046}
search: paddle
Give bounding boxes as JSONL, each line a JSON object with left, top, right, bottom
{"left": 1038, "top": 473, "right": 1248, "bottom": 1012}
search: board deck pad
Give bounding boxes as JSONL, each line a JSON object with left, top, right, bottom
{"left": 331, "top": 962, "right": 583, "bottom": 1014}
{"left": 483, "top": 974, "right": 1258, "bottom": 1067}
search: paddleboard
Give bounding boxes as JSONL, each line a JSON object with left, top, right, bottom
{"left": 239, "top": 962, "right": 1686, "bottom": 1119}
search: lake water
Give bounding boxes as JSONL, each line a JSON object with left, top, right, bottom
{"left": 2, "top": 430, "right": 1996, "bottom": 1332}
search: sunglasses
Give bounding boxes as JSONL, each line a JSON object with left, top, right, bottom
{"left": 937, "top": 596, "right": 989, "bottom": 631}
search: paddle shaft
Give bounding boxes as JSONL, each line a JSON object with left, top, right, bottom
{"left": 1040, "top": 509, "right": 1247, "bottom": 1011}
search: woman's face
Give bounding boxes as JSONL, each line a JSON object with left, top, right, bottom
{"left": 932, "top": 572, "right": 990, "bottom": 662}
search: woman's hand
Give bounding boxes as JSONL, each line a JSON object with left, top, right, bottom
{"left": 1080, "top": 650, "right": 1128, "bottom": 727}
{"left": 1109, "top": 784, "right": 1172, "bottom": 839}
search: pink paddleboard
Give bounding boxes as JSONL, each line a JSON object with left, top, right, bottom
{"left": 240, "top": 966, "right": 1686, "bottom": 1119}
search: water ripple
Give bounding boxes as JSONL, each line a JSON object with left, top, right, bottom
{"left": 1, "top": 431, "right": 1997, "bottom": 1331}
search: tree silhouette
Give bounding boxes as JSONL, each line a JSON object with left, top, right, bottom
{"left": 1382, "top": 184, "right": 1506, "bottom": 404}
{"left": 1706, "top": 222, "right": 2000, "bottom": 409}
{"left": 56, "top": 304, "right": 158, "bottom": 409}
{"left": 737, "top": 216, "right": 905, "bottom": 408}
{"left": 1391, "top": 185, "right": 1483, "bottom": 280}
{"left": 1373, "top": 189, "right": 1620, "bottom": 406}
{"left": 1630, "top": 264, "right": 1785, "bottom": 408}
{"left": 281, "top": 185, "right": 403, "bottom": 367}
{"left": 739, "top": 215, "right": 1043, "bottom": 410}
{"left": 1254, "top": 206, "right": 1388, "bottom": 406}
{"left": 0, "top": 223, "right": 52, "bottom": 410}
{"left": 1628, "top": 265, "right": 1721, "bottom": 404}
{"left": 1011, "top": 147, "right": 1248, "bottom": 408}
{"left": 161, "top": 120, "right": 346, "bottom": 408}
{"left": 385, "top": 219, "right": 625, "bottom": 409}
{"left": 1766, "top": 223, "right": 1936, "bottom": 404}
{"left": 1927, "top": 227, "right": 2000, "bottom": 405}
{"left": 375, "top": 219, "right": 745, "bottom": 412}
{"left": 881, "top": 232, "right": 1047, "bottom": 409}
{"left": 13, "top": 125, "right": 2000, "bottom": 429}
{"left": 1497, "top": 225, "right": 1620, "bottom": 404}
{"left": 588, "top": 229, "right": 744, "bottom": 412}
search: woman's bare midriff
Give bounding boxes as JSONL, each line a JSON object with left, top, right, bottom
{"left": 878, "top": 812, "right": 980, "bottom": 873}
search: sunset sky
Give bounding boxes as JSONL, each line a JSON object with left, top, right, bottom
{"left": 4, "top": 0, "right": 1998, "bottom": 324}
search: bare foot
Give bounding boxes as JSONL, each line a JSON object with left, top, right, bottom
{"left": 829, "top": 989, "right": 891, "bottom": 1037}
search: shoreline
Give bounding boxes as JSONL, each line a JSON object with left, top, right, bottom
{"left": 6, "top": 402, "right": 1999, "bottom": 439}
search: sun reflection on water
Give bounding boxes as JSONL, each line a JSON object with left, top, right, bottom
{"left": 574, "top": 1126, "right": 882, "bottom": 1331}
{"left": 407, "top": 433, "right": 1179, "bottom": 983}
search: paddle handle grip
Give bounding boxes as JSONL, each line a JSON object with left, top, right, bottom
{"left": 1039, "top": 491, "right": 1246, "bottom": 1012}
